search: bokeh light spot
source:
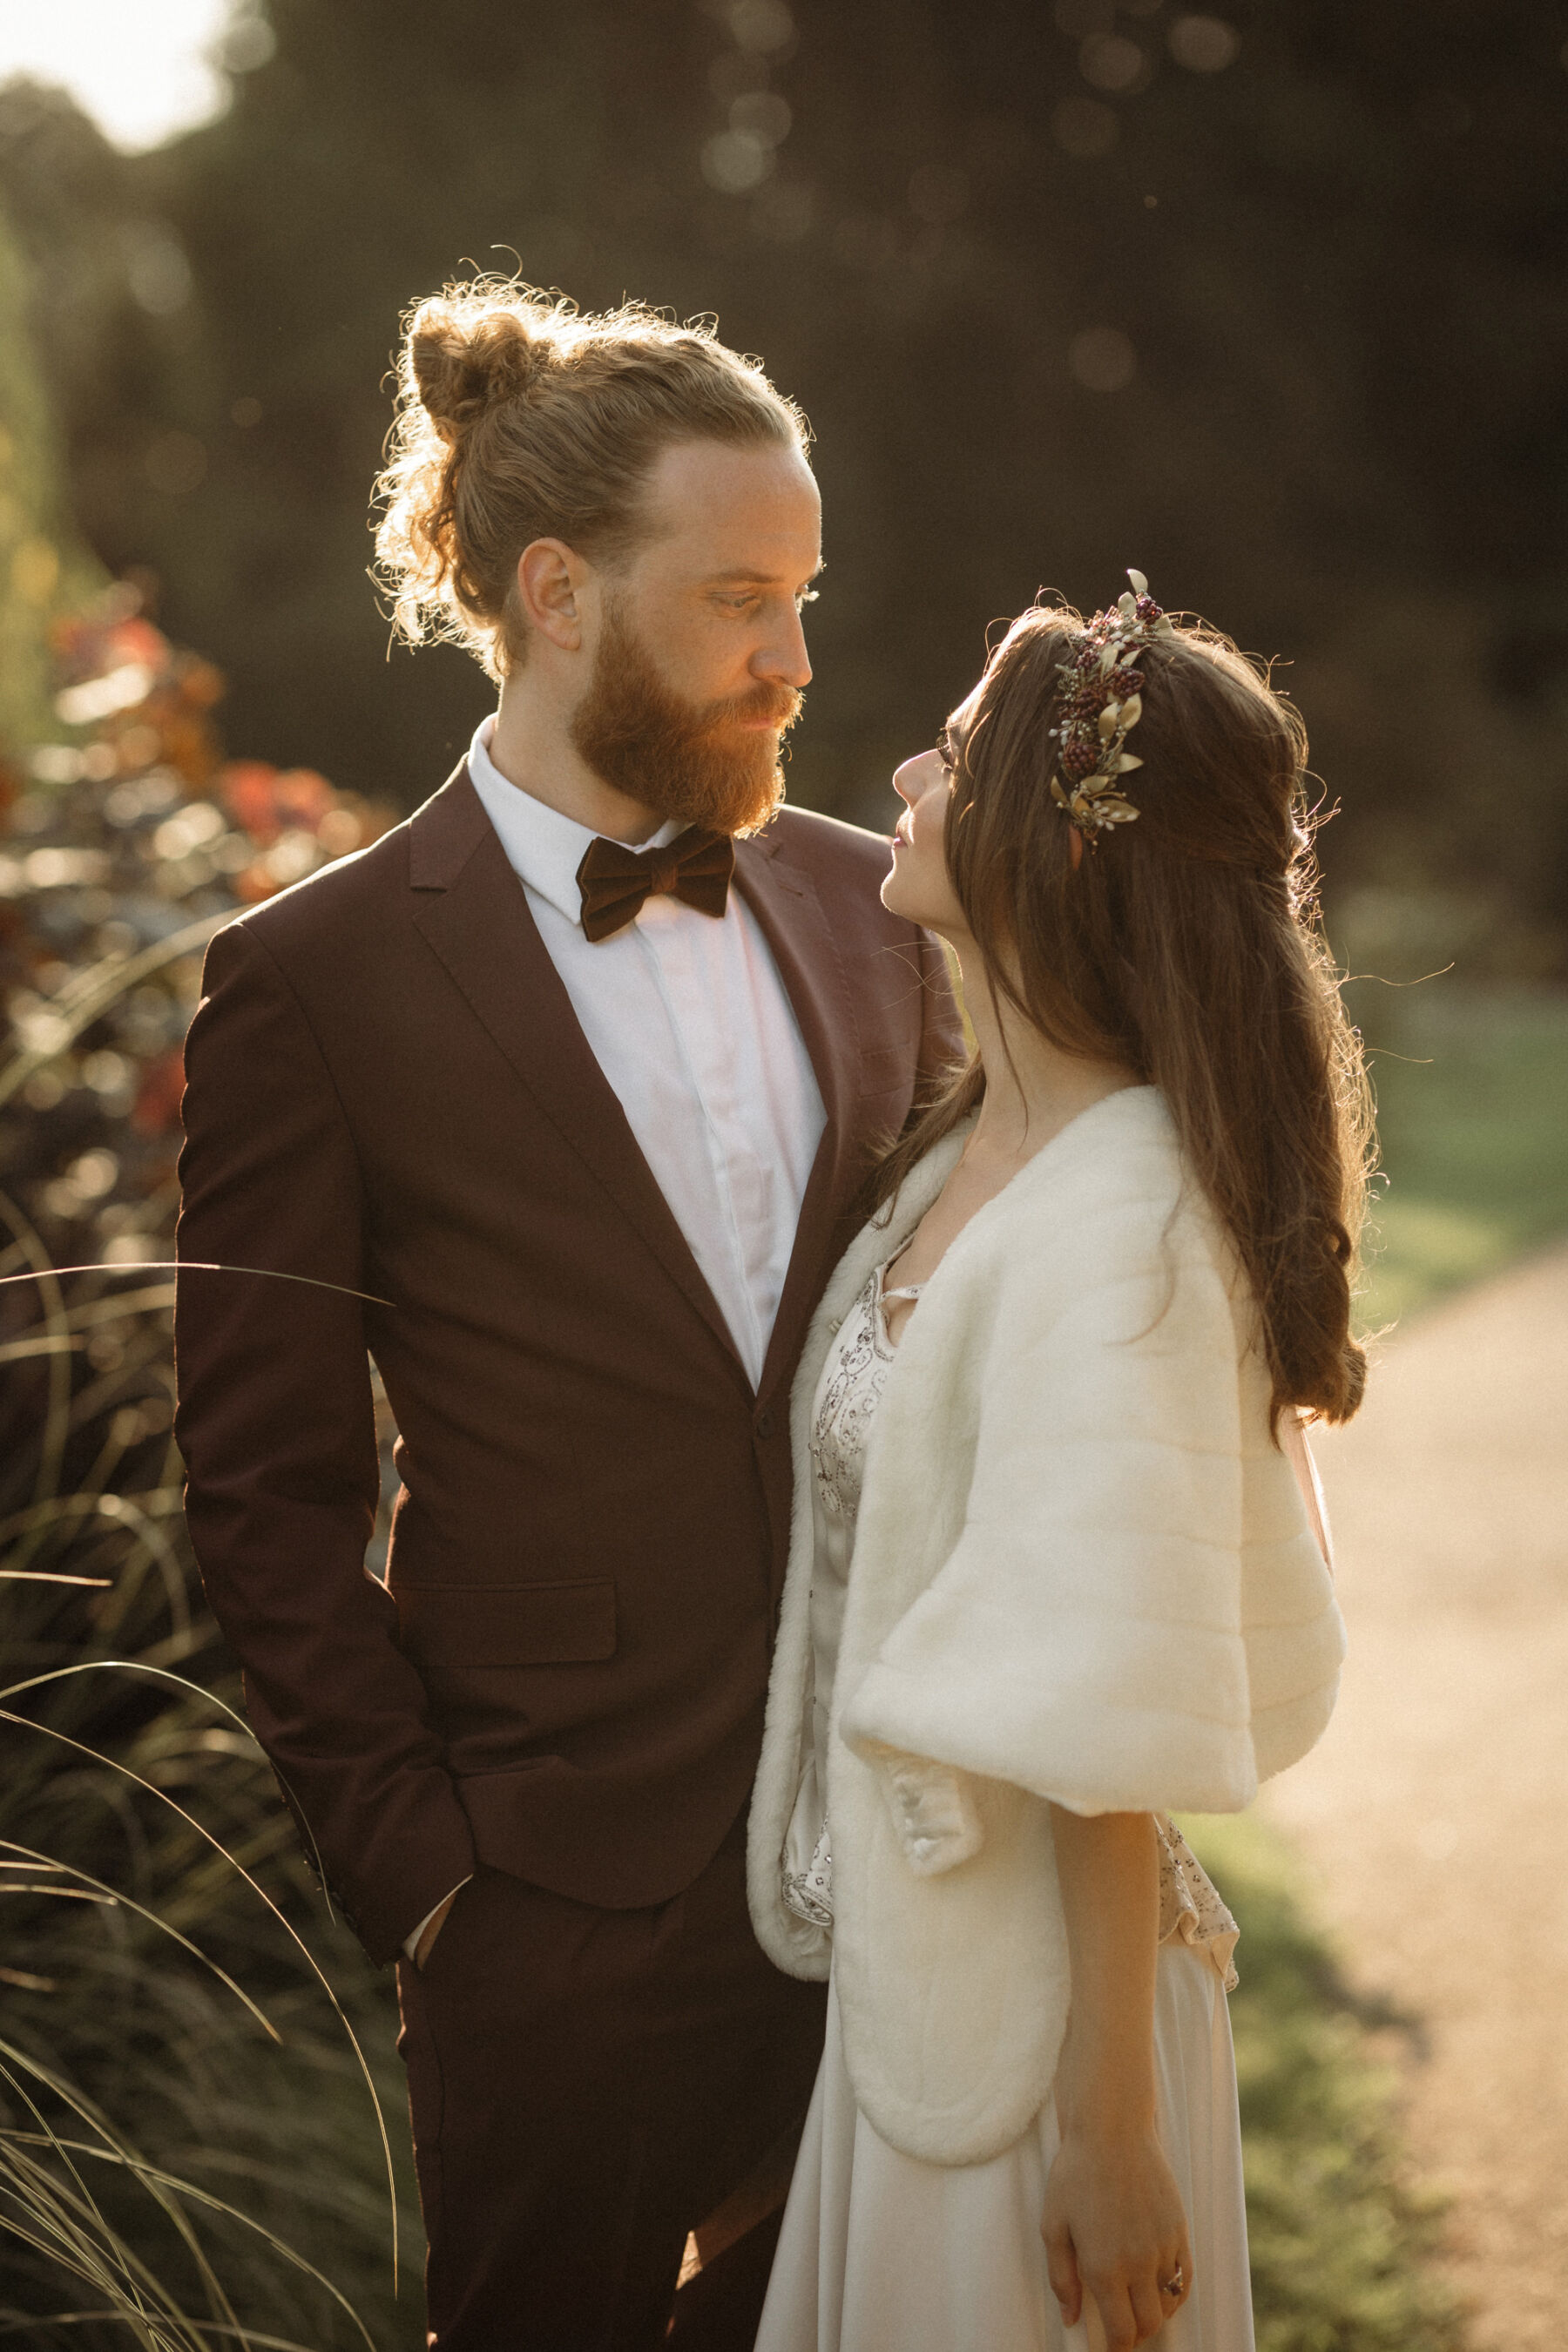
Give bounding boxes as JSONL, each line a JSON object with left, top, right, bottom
{"left": 1069, "top": 327, "right": 1137, "bottom": 392}
{"left": 0, "top": 0, "right": 233, "bottom": 152}
{"left": 725, "top": 0, "right": 796, "bottom": 57}
{"left": 121, "top": 222, "right": 193, "bottom": 317}
{"left": 1079, "top": 33, "right": 1149, "bottom": 92}
{"left": 701, "top": 129, "right": 776, "bottom": 193}
{"left": 1168, "top": 15, "right": 1240, "bottom": 72}
{"left": 217, "top": 11, "right": 274, "bottom": 73}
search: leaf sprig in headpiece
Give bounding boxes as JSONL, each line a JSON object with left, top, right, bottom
{"left": 1049, "top": 569, "right": 1176, "bottom": 845}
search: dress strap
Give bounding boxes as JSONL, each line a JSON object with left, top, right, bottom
{"left": 881, "top": 1234, "right": 925, "bottom": 1302}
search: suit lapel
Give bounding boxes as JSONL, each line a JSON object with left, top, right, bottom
{"left": 408, "top": 769, "right": 747, "bottom": 1387}
{"left": 732, "top": 832, "right": 868, "bottom": 1408}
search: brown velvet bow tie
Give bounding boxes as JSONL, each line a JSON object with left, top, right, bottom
{"left": 575, "top": 827, "right": 735, "bottom": 943}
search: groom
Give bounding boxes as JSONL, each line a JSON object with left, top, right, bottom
{"left": 174, "top": 287, "right": 960, "bottom": 2349}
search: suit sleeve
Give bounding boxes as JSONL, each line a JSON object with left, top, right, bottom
{"left": 175, "top": 921, "right": 476, "bottom": 1963}
{"left": 840, "top": 1203, "right": 1260, "bottom": 1837}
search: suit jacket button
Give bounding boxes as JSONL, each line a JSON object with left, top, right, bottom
{"left": 755, "top": 1409, "right": 775, "bottom": 1440}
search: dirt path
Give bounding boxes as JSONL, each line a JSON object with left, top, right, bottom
{"left": 1260, "top": 1243, "right": 1568, "bottom": 2349}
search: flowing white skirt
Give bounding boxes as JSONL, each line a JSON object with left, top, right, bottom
{"left": 755, "top": 1941, "right": 1255, "bottom": 2352}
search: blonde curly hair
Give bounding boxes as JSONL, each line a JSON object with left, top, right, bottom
{"left": 373, "top": 277, "right": 808, "bottom": 680}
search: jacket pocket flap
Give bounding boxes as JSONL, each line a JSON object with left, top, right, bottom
{"left": 395, "top": 1579, "right": 617, "bottom": 1666}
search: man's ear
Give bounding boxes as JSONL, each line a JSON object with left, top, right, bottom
{"left": 516, "top": 538, "right": 592, "bottom": 652}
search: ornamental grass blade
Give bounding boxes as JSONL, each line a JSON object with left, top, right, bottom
{"left": 2, "top": 2046, "right": 227, "bottom": 2348}
{"left": 0, "top": 1686, "right": 400, "bottom": 2288}
{"left": 3, "top": 2132, "right": 378, "bottom": 2352}
{"left": 0, "top": 1835, "right": 278, "bottom": 2042}
{"left": 0, "top": 1261, "right": 397, "bottom": 1310}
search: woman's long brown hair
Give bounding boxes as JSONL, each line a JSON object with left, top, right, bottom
{"left": 876, "top": 601, "right": 1375, "bottom": 1426}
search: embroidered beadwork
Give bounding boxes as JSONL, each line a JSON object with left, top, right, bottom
{"left": 807, "top": 1269, "right": 898, "bottom": 1525}
{"left": 782, "top": 1818, "right": 835, "bottom": 1929}
{"left": 1155, "top": 1816, "right": 1240, "bottom": 1988}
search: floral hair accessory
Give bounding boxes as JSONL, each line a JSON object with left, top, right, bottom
{"left": 1049, "top": 568, "right": 1176, "bottom": 845}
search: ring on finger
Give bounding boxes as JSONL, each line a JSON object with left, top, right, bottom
{"left": 1159, "top": 2265, "right": 1185, "bottom": 2299}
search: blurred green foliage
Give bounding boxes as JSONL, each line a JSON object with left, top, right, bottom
{"left": 0, "top": 0, "right": 1565, "bottom": 970}
{"left": 0, "top": 206, "right": 99, "bottom": 754}
{"left": 1357, "top": 983, "right": 1568, "bottom": 1328}
{"left": 1184, "top": 1813, "right": 1464, "bottom": 2352}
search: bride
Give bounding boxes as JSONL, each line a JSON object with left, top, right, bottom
{"left": 747, "top": 578, "right": 1371, "bottom": 2351}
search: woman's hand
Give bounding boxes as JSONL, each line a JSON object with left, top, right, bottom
{"left": 1042, "top": 2119, "right": 1192, "bottom": 2348}
{"left": 1044, "top": 1806, "right": 1192, "bottom": 2346}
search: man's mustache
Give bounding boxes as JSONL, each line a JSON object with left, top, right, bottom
{"left": 706, "top": 685, "right": 804, "bottom": 733}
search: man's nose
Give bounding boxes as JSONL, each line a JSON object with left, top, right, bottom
{"left": 757, "top": 605, "right": 812, "bottom": 690}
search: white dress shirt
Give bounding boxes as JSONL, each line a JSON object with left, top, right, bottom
{"left": 404, "top": 712, "right": 827, "bottom": 1961}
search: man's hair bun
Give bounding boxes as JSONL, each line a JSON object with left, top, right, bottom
{"left": 409, "top": 296, "right": 553, "bottom": 439}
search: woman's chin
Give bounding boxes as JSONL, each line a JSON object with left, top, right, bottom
{"left": 881, "top": 855, "right": 929, "bottom": 924}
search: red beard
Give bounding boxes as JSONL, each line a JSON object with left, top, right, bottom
{"left": 570, "top": 600, "right": 802, "bottom": 838}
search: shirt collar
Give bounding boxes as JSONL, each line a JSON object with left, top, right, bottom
{"left": 466, "top": 713, "right": 684, "bottom": 929}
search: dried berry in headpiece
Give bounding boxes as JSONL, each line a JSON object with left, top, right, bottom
{"left": 1048, "top": 569, "right": 1176, "bottom": 846}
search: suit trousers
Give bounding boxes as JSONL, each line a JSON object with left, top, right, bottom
{"left": 395, "top": 1808, "right": 828, "bottom": 2350}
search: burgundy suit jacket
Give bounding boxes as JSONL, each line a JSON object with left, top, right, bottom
{"left": 174, "top": 767, "right": 961, "bottom": 1963}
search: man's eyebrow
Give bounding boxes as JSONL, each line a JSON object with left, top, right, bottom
{"left": 700, "top": 558, "right": 827, "bottom": 586}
